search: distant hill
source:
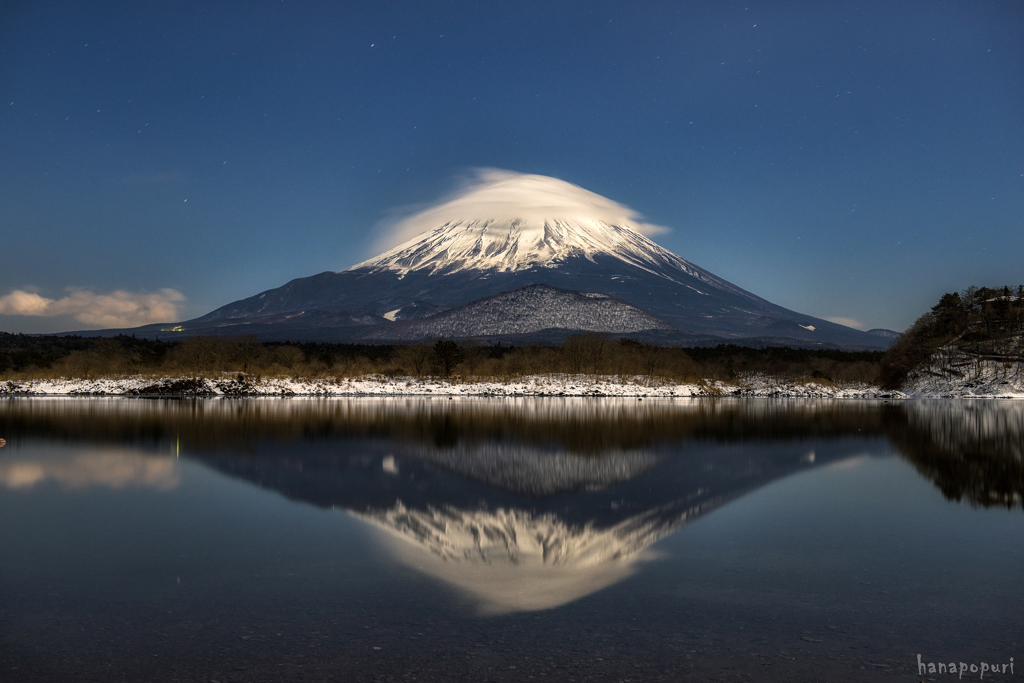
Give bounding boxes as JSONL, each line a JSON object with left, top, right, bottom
{"left": 355, "top": 284, "right": 680, "bottom": 343}
{"left": 866, "top": 328, "right": 900, "bottom": 342}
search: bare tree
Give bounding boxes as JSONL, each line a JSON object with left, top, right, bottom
{"left": 397, "top": 344, "right": 432, "bottom": 376}
{"left": 432, "top": 340, "right": 464, "bottom": 377}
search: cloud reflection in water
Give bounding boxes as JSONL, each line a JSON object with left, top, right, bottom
{"left": 0, "top": 448, "right": 179, "bottom": 490}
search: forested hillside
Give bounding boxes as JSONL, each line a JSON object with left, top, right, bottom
{"left": 879, "top": 286, "right": 1024, "bottom": 389}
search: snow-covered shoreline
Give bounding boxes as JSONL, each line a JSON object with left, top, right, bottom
{"left": 0, "top": 373, "right": 877, "bottom": 398}
{"left": 2, "top": 370, "right": 1020, "bottom": 399}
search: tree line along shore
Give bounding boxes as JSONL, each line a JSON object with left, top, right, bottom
{"left": 1, "top": 285, "right": 1020, "bottom": 389}
{"left": 0, "top": 333, "right": 882, "bottom": 386}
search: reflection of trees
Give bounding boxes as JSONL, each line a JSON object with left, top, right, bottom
{"left": 2, "top": 397, "right": 1021, "bottom": 510}
{"left": 882, "top": 401, "right": 1024, "bottom": 510}
{"left": 0, "top": 397, "right": 887, "bottom": 454}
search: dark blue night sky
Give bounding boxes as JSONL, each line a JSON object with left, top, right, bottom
{"left": 1, "top": 0, "right": 1021, "bottom": 333}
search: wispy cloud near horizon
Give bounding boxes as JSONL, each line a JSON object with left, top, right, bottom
{"left": 0, "top": 288, "right": 185, "bottom": 328}
{"left": 823, "top": 316, "right": 867, "bottom": 330}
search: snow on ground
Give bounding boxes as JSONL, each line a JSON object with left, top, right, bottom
{"left": 902, "top": 355, "right": 1024, "bottom": 399}
{"left": 730, "top": 374, "right": 888, "bottom": 398}
{"left": 1, "top": 373, "right": 899, "bottom": 398}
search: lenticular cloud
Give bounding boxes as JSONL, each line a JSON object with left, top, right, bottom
{"left": 378, "top": 169, "right": 668, "bottom": 250}
{"left": 0, "top": 288, "right": 185, "bottom": 328}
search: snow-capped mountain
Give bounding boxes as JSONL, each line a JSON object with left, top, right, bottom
{"left": 141, "top": 171, "right": 885, "bottom": 347}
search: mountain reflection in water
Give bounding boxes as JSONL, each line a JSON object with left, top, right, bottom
{"left": 1, "top": 397, "right": 1021, "bottom": 613}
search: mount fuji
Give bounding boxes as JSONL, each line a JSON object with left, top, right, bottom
{"left": 128, "top": 171, "right": 885, "bottom": 348}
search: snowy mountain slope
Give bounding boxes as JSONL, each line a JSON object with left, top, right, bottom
{"left": 356, "top": 284, "right": 677, "bottom": 341}
{"left": 350, "top": 216, "right": 745, "bottom": 296}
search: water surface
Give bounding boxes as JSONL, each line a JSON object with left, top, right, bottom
{"left": 1, "top": 397, "right": 1021, "bottom": 682}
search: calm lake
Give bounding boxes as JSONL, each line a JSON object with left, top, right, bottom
{"left": 1, "top": 397, "right": 1021, "bottom": 682}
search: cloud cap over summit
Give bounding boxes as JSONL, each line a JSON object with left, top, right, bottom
{"left": 375, "top": 170, "right": 668, "bottom": 253}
